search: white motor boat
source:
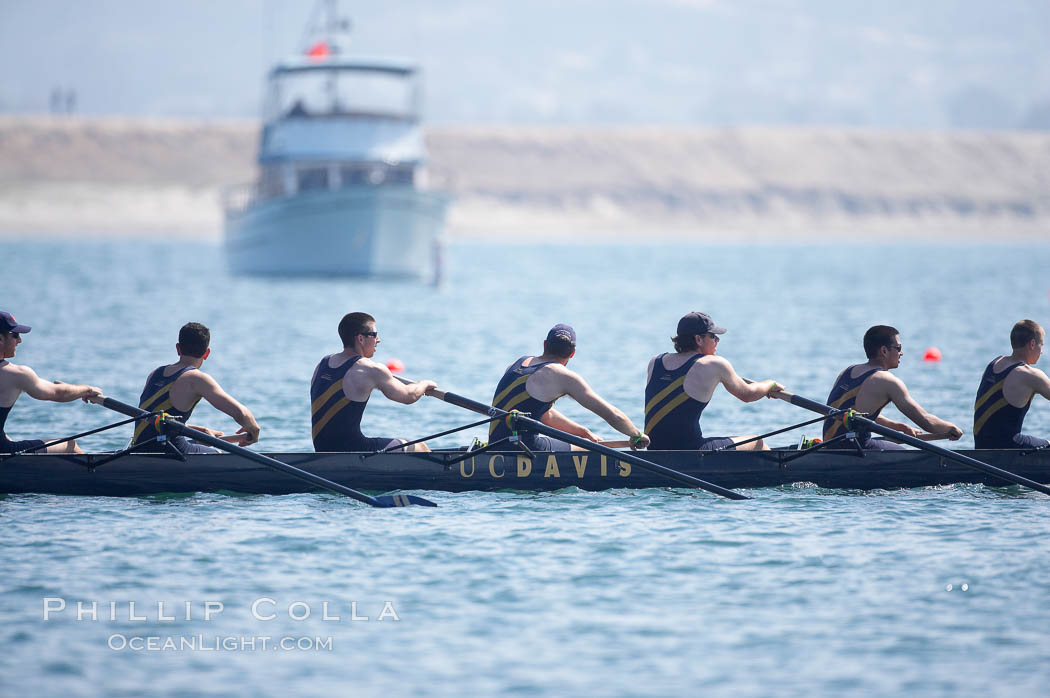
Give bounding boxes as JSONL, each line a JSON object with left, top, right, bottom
{"left": 224, "top": 2, "right": 449, "bottom": 278}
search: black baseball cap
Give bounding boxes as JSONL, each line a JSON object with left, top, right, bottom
{"left": 677, "top": 312, "right": 725, "bottom": 337}
{"left": 546, "top": 323, "right": 576, "bottom": 346}
{"left": 0, "top": 311, "right": 31, "bottom": 334}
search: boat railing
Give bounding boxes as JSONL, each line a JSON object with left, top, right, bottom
{"left": 223, "top": 160, "right": 436, "bottom": 216}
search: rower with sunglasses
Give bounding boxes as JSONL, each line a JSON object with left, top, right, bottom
{"left": 822, "top": 324, "right": 962, "bottom": 448}
{"left": 645, "top": 312, "right": 783, "bottom": 451}
{"left": 0, "top": 310, "right": 102, "bottom": 454}
{"left": 310, "top": 312, "right": 436, "bottom": 453}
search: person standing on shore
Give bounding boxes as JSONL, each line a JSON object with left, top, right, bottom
{"left": 0, "top": 311, "right": 102, "bottom": 454}
{"left": 973, "top": 319, "right": 1050, "bottom": 449}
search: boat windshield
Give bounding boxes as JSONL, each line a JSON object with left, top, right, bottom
{"left": 266, "top": 66, "right": 418, "bottom": 121}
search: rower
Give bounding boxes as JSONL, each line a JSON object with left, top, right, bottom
{"left": 0, "top": 311, "right": 102, "bottom": 454}
{"left": 823, "top": 325, "right": 962, "bottom": 448}
{"left": 973, "top": 319, "right": 1050, "bottom": 449}
{"left": 488, "top": 324, "right": 649, "bottom": 451}
{"left": 121, "top": 322, "right": 260, "bottom": 453}
{"left": 645, "top": 312, "right": 782, "bottom": 450}
{"left": 311, "top": 312, "right": 436, "bottom": 452}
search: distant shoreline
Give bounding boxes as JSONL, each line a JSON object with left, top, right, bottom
{"left": 1, "top": 115, "right": 1047, "bottom": 241}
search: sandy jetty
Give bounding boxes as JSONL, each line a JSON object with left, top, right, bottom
{"left": 1, "top": 115, "right": 1048, "bottom": 240}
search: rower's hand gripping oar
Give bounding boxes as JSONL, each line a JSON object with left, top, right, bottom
{"left": 92, "top": 396, "right": 437, "bottom": 508}
{"left": 396, "top": 376, "right": 749, "bottom": 500}
{"left": 765, "top": 387, "right": 1050, "bottom": 497}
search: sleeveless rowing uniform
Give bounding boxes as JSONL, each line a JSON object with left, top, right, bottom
{"left": 974, "top": 358, "right": 1047, "bottom": 449}
{"left": 644, "top": 354, "right": 733, "bottom": 450}
{"left": 311, "top": 355, "right": 396, "bottom": 452}
{"left": 131, "top": 365, "right": 217, "bottom": 453}
{"left": 823, "top": 365, "right": 904, "bottom": 449}
{"left": 0, "top": 403, "right": 45, "bottom": 454}
{"left": 488, "top": 357, "right": 570, "bottom": 451}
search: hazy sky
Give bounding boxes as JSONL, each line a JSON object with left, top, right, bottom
{"left": 1, "top": 0, "right": 1048, "bottom": 128}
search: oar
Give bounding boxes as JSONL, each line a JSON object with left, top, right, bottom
{"left": 0, "top": 414, "right": 143, "bottom": 457}
{"left": 92, "top": 396, "right": 436, "bottom": 508}
{"left": 768, "top": 388, "right": 1050, "bottom": 497}
{"left": 396, "top": 377, "right": 748, "bottom": 500}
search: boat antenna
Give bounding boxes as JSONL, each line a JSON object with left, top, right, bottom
{"left": 300, "top": 0, "right": 352, "bottom": 56}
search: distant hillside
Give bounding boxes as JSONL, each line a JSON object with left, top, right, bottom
{"left": 1, "top": 115, "right": 1048, "bottom": 239}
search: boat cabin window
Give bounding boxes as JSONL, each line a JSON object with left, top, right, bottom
{"left": 268, "top": 67, "right": 418, "bottom": 121}
{"left": 340, "top": 163, "right": 415, "bottom": 187}
{"left": 298, "top": 167, "right": 329, "bottom": 191}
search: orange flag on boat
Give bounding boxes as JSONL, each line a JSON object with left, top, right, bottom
{"left": 306, "top": 41, "right": 330, "bottom": 59}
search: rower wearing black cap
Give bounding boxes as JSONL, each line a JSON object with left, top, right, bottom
{"left": 488, "top": 323, "right": 650, "bottom": 451}
{"left": 645, "top": 312, "right": 782, "bottom": 451}
{"left": 0, "top": 310, "right": 102, "bottom": 454}
{"left": 311, "top": 312, "right": 437, "bottom": 452}
{"left": 973, "top": 319, "right": 1050, "bottom": 449}
{"left": 823, "top": 325, "right": 962, "bottom": 448}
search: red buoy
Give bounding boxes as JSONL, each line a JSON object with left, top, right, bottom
{"left": 386, "top": 358, "right": 405, "bottom": 373}
{"left": 923, "top": 347, "right": 942, "bottom": 362}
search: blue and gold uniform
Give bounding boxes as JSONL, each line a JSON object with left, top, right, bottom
{"left": 973, "top": 359, "right": 1045, "bottom": 448}
{"left": 822, "top": 365, "right": 904, "bottom": 449}
{"left": 131, "top": 365, "right": 200, "bottom": 448}
{"left": 644, "top": 354, "right": 733, "bottom": 450}
{"left": 0, "top": 403, "right": 44, "bottom": 454}
{"left": 488, "top": 357, "right": 569, "bottom": 451}
{"left": 311, "top": 355, "right": 395, "bottom": 452}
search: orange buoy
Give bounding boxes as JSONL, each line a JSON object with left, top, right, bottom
{"left": 923, "top": 347, "right": 942, "bottom": 362}
{"left": 386, "top": 358, "right": 405, "bottom": 373}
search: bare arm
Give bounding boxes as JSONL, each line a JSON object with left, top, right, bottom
{"left": 723, "top": 361, "right": 782, "bottom": 402}
{"left": 372, "top": 364, "right": 436, "bottom": 405}
{"left": 885, "top": 377, "right": 962, "bottom": 439}
{"left": 16, "top": 366, "right": 101, "bottom": 403}
{"left": 193, "top": 373, "right": 261, "bottom": 444}
{"left": 562, "top": 372, "right": 646, "bottom": 442}
{"left": 874, "top": 414, "right": 921, "bottom": 438}
{"left": 1026, "top": 367, "right": 1050, "bottom": 401}
{"left": 540, "top": 407, "right": 599, "bottom": 441}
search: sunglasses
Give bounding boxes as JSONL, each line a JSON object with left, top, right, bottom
{"left": 3, "top": 332, "right": 19, "bottom": 339}
{"left": 886, "top": 344, "right": 902, "bottom": 352}
{"left": 359, "top": 331, "right": 378, "bottom": 338}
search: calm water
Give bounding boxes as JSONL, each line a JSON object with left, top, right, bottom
{"left": 2, "top": 239, "right": 1050, "bottom": 697}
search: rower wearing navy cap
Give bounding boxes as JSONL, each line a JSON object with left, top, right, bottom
{"left": 311, "top": 312, "right": 436, "bottom": 452}
{"left": 488, "top": 323, "right": 650, "bottom": 451}
{"left": 124, "top": 322, "right": 261, "bottom": 453}
{"left": 823, "top": 325, "right": 962, "bottom": 448}
{"left": 973, "top": 319, "right": 1049, "bottom": 449}
{"left": 0, "top": 310, "right": 102, "bottom": 454}
{"left": 645, "top": 312, "right": 783, "bottom": 451}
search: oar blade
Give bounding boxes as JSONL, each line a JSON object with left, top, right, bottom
{"left": 374, "top": 493, "right": 438, "bottom": 508}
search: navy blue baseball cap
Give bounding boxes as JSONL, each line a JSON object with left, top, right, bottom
{"left": 677, "top": 312, "right": 725, "bottom": 337}
{"left": 546, "top": 323, "right": 576, "bottom": 346}
{"left": 0, "top": 311, "right": 31, "bottom": 334}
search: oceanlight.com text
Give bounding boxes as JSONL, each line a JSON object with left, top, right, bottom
{"left": 108, "top": 634, "right": 333, "bottom": 652}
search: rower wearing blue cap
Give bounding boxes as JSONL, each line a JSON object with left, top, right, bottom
{"left": 645, "top": 312, "right": 783, "bottom": 451}
{"left": 0, "top": 310, "right": 102, "bottom": 454}
{"left": 488, "top": 323, "right": 650, "bottom": 451}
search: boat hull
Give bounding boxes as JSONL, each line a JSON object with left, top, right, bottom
{"left": 224, "top": 186, "right": 448, "bottom": 277}
{"left": 2, "top": 448, "right": 1047, "bottom": 497}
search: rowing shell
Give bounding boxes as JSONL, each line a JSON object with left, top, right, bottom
{"left": 2, "top": 448, "right": 1048, "bottom": 497}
